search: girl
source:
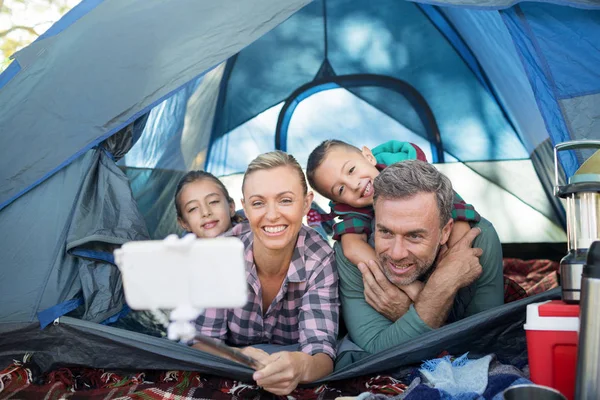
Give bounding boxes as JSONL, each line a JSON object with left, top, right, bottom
{"left": 174, "top": 171, "right": 244, "bottom": 238}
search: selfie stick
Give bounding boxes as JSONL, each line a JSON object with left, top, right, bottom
{"left": 160, "top": 234, "right": 205, "bottom": 342}
{"left": 167, "top": 304, "right": 203, "bottom": 342}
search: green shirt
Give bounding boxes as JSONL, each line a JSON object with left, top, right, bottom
{"left": 336, "top": 217, "right": 504, "bottom": 354}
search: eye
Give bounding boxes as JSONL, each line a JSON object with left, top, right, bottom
{"left": 187, "top": 206, "right": 197, "bottom": 213}
{"left": 251, "top": 201, "right": 264, "bottom": 207}
{"left": 349, "top": 166, "right": 355, "bottom": 174}
{"left": 378, "top": 227, "right": 393, "bottom": 238}
{"left": 280, "top": 198, "right": 293, "bottom": 204}
{"left": 338, "top": 185, "right": 345, "bottom": 196}
{"left": 209, "top": 200, "right": 220, "bottom": 205}
{"left": 408, "top": 233, "right": 423, "bottom": 241}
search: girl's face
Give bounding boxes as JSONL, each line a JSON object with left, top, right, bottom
{"left": 242, "top": 166, "right": 313, "bottom": 253}
{"left": 177, "top": 179, "right": 235, "bottom": 238}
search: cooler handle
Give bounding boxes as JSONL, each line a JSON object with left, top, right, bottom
{"left": 554, "top": 140, "right": 600, "bottom": 193}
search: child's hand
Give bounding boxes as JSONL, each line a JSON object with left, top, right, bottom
{"left": 399, "top": 280, "right": 423, "bottom": 302}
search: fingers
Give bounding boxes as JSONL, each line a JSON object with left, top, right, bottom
{"left": 363, "top": 284, "right": 380, "bottom": 310}
{"left": 358, "top": 262, "right": 384, "bottom": 298}
{"left": 253, "top": 353, "right": 299, "bottom": 388}
{"left": 241, "top": 347, "right": 270, "bottom": 364}
{"left": 257, "top": 369, "right": 293, "bottom": 387}
{"left": 366, "top": 260, "right": 394, "bottom": 290}
{"left": 473, "top": 247, "right": 483, "bottom": 257}
{"left": 454, "top": 227, "right": 481, "bottom": 249}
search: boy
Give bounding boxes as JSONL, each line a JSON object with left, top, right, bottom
{"left": 306, "top": 140, "right": 480, "bottom": 298}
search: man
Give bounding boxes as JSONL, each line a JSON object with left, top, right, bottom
{"left": 335, "top": 160, "right": 504, "bottom": 354}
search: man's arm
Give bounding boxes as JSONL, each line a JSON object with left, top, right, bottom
{"left": 337, "top": 228, "right": 484, "bottom": 354}
{"left": 464, "top": 218, "right": 504, "bottom": 316}
{"left": 413, "top": 227, "right": 483, "bottom": 328}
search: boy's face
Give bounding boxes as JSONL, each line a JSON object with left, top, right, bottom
{"left": 313, "top": 146, "right": 380, "bottom": 208}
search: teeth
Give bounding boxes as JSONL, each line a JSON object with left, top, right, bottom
{"left": 264, "top": 226, "right": 286, "bottom": 233}
{"left": 363, "top": 182, "right": 372, "bottom": 197}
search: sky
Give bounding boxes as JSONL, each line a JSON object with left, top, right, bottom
{"left": 0, "top": 0, "right": 79, "bottom": 65}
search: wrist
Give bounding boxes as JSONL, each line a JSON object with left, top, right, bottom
{"left": 294, "top": 351, "right": 312, "bottom": 383}
{"left": 428, "top": 270, "right": 460, "bottom": 297}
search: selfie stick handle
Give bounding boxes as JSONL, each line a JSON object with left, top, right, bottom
{"left": 167, "top": 304, "right": 203, "bottom": 342}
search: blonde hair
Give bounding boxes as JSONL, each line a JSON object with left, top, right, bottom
{"left": 242, "top": 150, "right": 308, "bottom": 195}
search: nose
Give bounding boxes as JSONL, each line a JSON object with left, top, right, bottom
{"left": 389, "top": 236, "right": 409, "bottom": 261}
{"left": 342, "top": 176, "right": 361, "bottom": 192}
{"left": 265, "top": 202, "right": 280, "bottom": 221}
{"left": 200, "top": 206, "right": 211, "bottom": 217}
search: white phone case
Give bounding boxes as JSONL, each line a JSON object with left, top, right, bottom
{"left": 114, "top": 236, "right": 248, "bottom": 311}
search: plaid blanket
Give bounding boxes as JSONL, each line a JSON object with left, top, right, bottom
{"left": 0, "top": 356, "right": 407, "bottom": 400}
{"left": 503, "top": 258, "right": 559, "bottom": 300}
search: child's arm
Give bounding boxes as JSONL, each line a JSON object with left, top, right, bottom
{"left": 447, "top": 191, "right": 480, "bottom": 248}
{"left": 340, "top": 232, "right": 376, "bottom": 267}
{"left": 447, "top": 221, "right": 471, "bottom": 248}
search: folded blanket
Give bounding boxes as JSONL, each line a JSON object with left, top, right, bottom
{"left": 420, "top": 353, "right": 492, "bottom": 396}
{"left": 357, "top": 354, "right": 531, "bottom": 400}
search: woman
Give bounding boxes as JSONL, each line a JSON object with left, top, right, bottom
{"left": 194, "top": 151, "right": 339, "bottom": 395}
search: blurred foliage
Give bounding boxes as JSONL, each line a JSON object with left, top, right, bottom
{"left": 0, "top": 0, "right": 77, "bottom": 71}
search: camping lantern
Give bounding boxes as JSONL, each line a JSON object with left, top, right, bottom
{"left": 554, "top": 140, "right": 600, "bottom": 303}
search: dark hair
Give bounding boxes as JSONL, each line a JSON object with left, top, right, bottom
{"left": 373, "top": 160, "right": 454, "bottom": 228}
{"left": 174, "top": 170, "right": 243, "bottom": 223}
{"left": 306, "top": 139, "right": 361, "bottom": 195}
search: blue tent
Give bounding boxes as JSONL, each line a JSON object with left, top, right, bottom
{"left": 0, "top": 0, "right": 598, "bottom": 381}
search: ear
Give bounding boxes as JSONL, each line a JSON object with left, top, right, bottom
{"left": 177, "top": 216, "right": 191, "bottom": 232}
{"left": 303, "top": 191, "right": 315, "bottom": 215}
{"left": 361, "top": 146, "right": 377, "bottom": 166}
{"left": 439, "top": 218, "right": 454, "bottom": 246}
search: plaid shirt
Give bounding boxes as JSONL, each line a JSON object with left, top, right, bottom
{"left": 332, "top": 168, "right": 481, "bottom": 241}
{"left": 195, "top": 223, "right": 339, "bottom": 360}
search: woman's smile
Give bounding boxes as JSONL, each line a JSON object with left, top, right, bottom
{"left": 263, "top": 225, "right": 287, "bottom": 235}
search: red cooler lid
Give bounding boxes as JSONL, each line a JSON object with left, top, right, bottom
{"left": 538, "top": 300, "right": 580, "bottom": 317}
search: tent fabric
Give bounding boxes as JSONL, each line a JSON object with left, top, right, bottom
{"left": 408, "top": 0, "right": 600, "bottom": 9}
{"left": 0, "top": 0, "right": 311, "bottom": 211}
{"left": 0, "top": 289, "right": 560, "bottom": 383}
{"left": 210, "top": 0, "right": 526, "bottom": 168}
{"left": 0, "top": 145, "right": 148, "bottom": 324}
{"left": 439, "top": 8, "right": 548, "bottom": 153}
{"left": 501, "top": 4, "right": 600, "bottom": 177}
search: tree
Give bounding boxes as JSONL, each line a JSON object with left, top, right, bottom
{"left": 0, "top": 0, "right": 77, "bottom": 71}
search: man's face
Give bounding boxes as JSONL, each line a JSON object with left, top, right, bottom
{"left": 312, "top": 146, "right": 380, "bottom": 208}
{"left": 374, "top": 193, "right": 453, "bottom": 286}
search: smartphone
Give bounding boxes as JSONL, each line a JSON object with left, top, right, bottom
{"left": 114, "top": 236, "right": 248, "bottom": 311}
